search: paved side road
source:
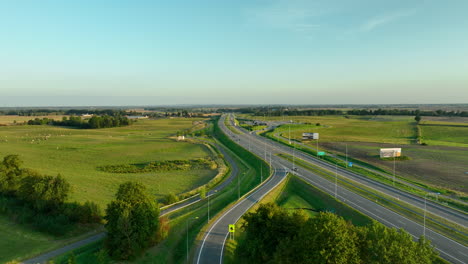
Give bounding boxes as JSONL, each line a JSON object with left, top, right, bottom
{"left": 22, "top": 141, "right": 240, "bottom": 264}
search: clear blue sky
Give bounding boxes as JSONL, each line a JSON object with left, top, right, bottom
{"left": 1, "top": 0, "right": 467, "bottom": 106}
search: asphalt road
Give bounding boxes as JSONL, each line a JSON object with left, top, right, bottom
{"left": 194, "top": 114, "right": 467, "bottom": 264}
{"left": 22, "top": 141, "right": 240, "bottom": 264}
{"left": 234, "top": 115, "right": 467, "bottom": 230}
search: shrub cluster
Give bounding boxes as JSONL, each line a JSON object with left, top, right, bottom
{"left": 98, "top": 158, "right": 216, "bottom": 174}
{"left": 0, "top": 155, "right": 102, "bottom": 236}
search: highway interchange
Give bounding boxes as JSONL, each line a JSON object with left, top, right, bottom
{"left": 194, "top": 114, "right": 467, "bottom": 264}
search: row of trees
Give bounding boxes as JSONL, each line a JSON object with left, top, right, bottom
{"left": 246, "top": 108, "right": 468, "bottom": 117}
{"left": 27, "top": 115, "right": 132, "bottom": 129}
{"left": 237, "top": 203, "right": 439, "bottom": 264}
{"left": 1, "top": 109, "right": 127, "bottom": 116}
{"left": 0, "top": 155, "right": 101, "bottom": 235}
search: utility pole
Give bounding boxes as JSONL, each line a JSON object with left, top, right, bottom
{"left": 316, "top": 138, "right": 319, "bottom": 157}
{"left": 292, "top": 141, "right": 295, "bottom": 171}
{"left": 423, "top": 192, "right": 440, "bottom": 237}
{"left": 345, "top": 144, "right": 348, "bottom": 168}
{"left": 335, "top": 160, "right": 338, "bottom": 198}
{"left": 260, "top": 163, "right": 263, "bottom": 182}
{"left": 238, "top": 172, "right": 241, "bottom": 200}
{"left": 393, "top": 150, "right": 396, "bottom": 186}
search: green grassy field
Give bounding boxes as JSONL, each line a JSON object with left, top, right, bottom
{"left": 0, "top": 118, "right": 217, "bottom": 208}
{"left": 0, "top": 215, "right": 60, "bottom": 263}
{"left": 420, "top": 124, "right": 468, "bottom": 147}
{"left": 241, "top": 114, "right": 417, "bottom": 144}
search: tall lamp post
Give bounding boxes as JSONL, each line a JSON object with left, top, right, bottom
{"left": 208, "top": 190, "right": 218, "bottom": 222}
{"left": 335, "top": 160, "right": 338, "bottom": 198}
{"left": 186, "top": 216, "right": 199, "bottom": 262}
{"left": 423, "top": 192, "right": 440, "bottom": 237}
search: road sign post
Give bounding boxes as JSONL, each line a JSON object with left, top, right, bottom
{"left": 229, "top": 224, "right": 235, "bottom": 239}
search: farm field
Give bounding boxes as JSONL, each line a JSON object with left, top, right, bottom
{"left": 419, "top": 123, "right": 468, "bottom": 147}
{"left": 240, "top": 114, "right": 468, "bottom": 195}
{"left": 0, "top": 117, "right": 217, "bottom": 208}
{"left": 0, "top": 115, "right": 67, "bottom": 125}
{"left": 241, "top": 114, "right": 418, "bottom": 144}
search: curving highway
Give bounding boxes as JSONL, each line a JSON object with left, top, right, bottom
{"left": 194, "top": 114, "right": 467, "bottom": 264}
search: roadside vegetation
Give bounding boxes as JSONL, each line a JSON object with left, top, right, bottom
{"left": 235, "top": 203, "right": 440, "bottom": 264}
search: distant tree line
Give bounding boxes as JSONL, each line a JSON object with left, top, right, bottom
{"left": 0, "top": 155, "right": 101, "bottom": 235}
{"left": 27, "top": 115, "right": 132, "bottom": 129}
{"left": 243, "top": 107, "right": 468, "bottom": 117}
{"left": 236, "top": 203, "right": 439, "bottom": 264}
{"left": 0, "top": 109, "right": 128, "bottom": 116}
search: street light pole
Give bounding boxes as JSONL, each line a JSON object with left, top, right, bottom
{"left": 345, "top": 144, "right": 348, "bottom": 168}
{"left": 335, "top": 160, "right": 338, "bottom": 198}
{"left": 260, "top": 163, "right": 263, "bottom": 182}
{"left": 393, "top": 150, "right": 396, "bottom": 186}
{"left": 423, "top": 192, "right": 440, "bottom": 237}
{"left": 207, "top": 190, "right": 218, "bottom": 222}
{"left": 186, "top": 216, "right": 199, "bottom": 262}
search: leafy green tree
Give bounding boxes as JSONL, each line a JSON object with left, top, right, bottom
{"left": 238, "top": 203, "right": 308, "bottom": 263}
{"left": 357, "top": 221, "right": 438, "bottom": 264}
{"left": 67, "top": 252, "right": 76, "bottom": 264}
{"left": 200, "top": 186, "right": 206, "bottom": 199}
{"left": 18, "top": 173, "right": 70, "bottom": 211}
{"left": 0, "top": 155, "right": 25, "bottom": 194}
{"left": 165, "top": 192, "right": 179, "bottom": 204}
{"left": 105, "top": 182, "right": 160, "bottom": 260}
{"left": 415, "top": 115, "right": 422, "bottom": 123}
{"left": 275, "top": 212, "right": 360, "bottom": 264}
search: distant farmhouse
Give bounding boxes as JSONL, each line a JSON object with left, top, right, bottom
{"left": 127, "top": 115, "right": 149, "bottom": 120}
{"left": 302, "top": 133, "right": 319, "bottom": 140}
{"left": 81, "top": 114, "right": 93, "bottom": 119}
{"left": 380, "top": 148, "right": 402, "bottom": 158}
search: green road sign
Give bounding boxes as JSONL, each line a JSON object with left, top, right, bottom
{"left": 229, "top": 224, "right": 235, "bottom": 233}
{"left": 318, "top": 151, "right": 326, "bottom": 156}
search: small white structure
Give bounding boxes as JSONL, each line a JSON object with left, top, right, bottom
{"left": 81, "top": 114, "right": 93, "bottom": 119}
{"left": 177, "top": 135, "right": 185, "bottom": 141}
{"left": 380, "top": 148, "right": 401, "bottom": 158}
{"left": 302, "top": 133, "right": 319, "bottom": 140}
